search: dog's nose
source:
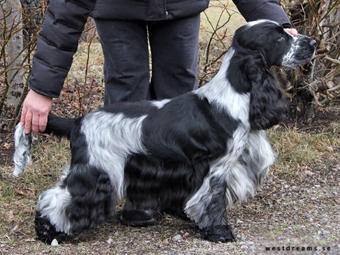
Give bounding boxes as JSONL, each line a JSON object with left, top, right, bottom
{"left": 310, "top": 39, "right": 317, "bottom": 47}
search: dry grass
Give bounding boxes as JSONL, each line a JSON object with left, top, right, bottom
{"left": 200, "top": 0, "right": 245, "bottom": 39}
{"left": 268, "top": 127, "right": 339, "bottom": 176}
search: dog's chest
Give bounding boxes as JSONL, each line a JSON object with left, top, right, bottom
{"left": 227, "top": 125, "right": 250, "bottom": 159}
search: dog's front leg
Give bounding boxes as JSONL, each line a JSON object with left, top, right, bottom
{"left": 199, "top": 177, "right": 236, "bottom": 242}
{"left": 185, "top": 126, "right": 251, "bottom": 242}
{"left": 185, "top": 172, "right": 235, "bottom": 242}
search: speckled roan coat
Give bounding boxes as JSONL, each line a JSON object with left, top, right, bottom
{"left": 14, "top": 20, "right": 316, "bottom": 244}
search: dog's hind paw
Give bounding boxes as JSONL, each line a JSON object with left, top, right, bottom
{"left": 200, "top": 225, "right": 236, "bottom": 242}
{"left": 120, "top": 209, "right": 156, "bottom": 227}
{"left": 35, "top": 211, "right": 69, "bottom": 244}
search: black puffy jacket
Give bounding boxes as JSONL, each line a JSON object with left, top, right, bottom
{"left": 29, "top": 0, "right": 291, "bottom": 98}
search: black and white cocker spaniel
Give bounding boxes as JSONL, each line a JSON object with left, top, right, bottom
{"left": 13, "top": 20, "right": 316, "bottom": 244}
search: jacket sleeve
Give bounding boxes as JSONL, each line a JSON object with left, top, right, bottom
{"left": 232, "top": 0, "right": 291, "bottom": 28}
{"left": 29, "top": 0, "right": 96, "bottom": 98}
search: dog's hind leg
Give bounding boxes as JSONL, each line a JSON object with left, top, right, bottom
{"left": 120, "top": 199, "right": 156, "bottom": 227}
{"left": 120, "top": 155, "right": 159, "bottom": 227}
{"left": 35, "top": 164, "right": 115, "bottom": 244}
{"left": 35, "top": 167, "right": 71, "bottom": 244}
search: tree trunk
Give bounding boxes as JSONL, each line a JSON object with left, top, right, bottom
{"left": 2, "top": 0, "right": 25, "bottom": 108}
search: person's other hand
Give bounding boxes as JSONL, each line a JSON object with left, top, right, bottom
{"left": 284, "top": 28, "right": 298, "bottom": 37}
{"left": 20, "top": 90, "right": 53, "bottom": 134}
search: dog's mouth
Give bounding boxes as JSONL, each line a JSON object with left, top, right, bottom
{"left": 281, "top": 36, "right": 316, "bottom": 68}
{"left": 284, "top": 52, "right": 315, "bottom": 68}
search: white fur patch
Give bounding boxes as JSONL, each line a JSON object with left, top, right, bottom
{"left": 225, "top": 131, "right": 275, "bottom": 207}
{"left": 38, "top": 167, "right": 72, "bottom": 234}
{"left": 81, "top": 112, "right": 147, "bottom": 200}
{"left": 152, "top": 99, "right": 171, "bottom": 109}
{"left": 194, "top": 48, "right": 250, "bottom": 125}
{"left": 246, "top": 19, "right": 278, "bottom": 28}
{"left": 13, "top": 123, "right": 34, "bottom": 176}
{"left": 282, "top": 36, "right": 299, "bottom": 68}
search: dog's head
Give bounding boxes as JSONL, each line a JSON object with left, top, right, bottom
{"left": 232, "top": 19, "right": 316, "bottom": 68}
{"left": 227, "top": 20, "right": 316, "bottom": 130}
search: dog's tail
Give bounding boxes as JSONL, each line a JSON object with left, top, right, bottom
{"left": 44, "top": 114, "right": 77, "bottom": 139}
{"left": 13, "top": 114, "right": 77, "bottom": 176}
{"left": 13, "top": 123, "right": 33, "bottom": 177}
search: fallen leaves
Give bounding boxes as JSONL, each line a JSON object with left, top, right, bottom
{"left": 0, "top": 143, "right": 10, "bottom": 150}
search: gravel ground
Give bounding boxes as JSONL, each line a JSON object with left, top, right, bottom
{"left": 0, "top": 153, "right": 339, "bottom": 255}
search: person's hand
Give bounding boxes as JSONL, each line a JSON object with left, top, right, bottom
{"left": 284, "top": 28, "right": 298, "bottom": 37}
{"left": 20, "top": 90, "right": 53, "bottom": 134}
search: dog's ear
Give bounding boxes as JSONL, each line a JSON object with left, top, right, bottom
{"left": 244, "top": 56, "right": 286, "bottom": 130}
{"left": 227, "top": 53, "right": 252, "bottom": 94}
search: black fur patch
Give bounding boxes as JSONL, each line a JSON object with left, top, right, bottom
{"left": 65, "top": 166, "right": 115, "bottom": 233}
{"left": 70, "top": 118, "right": 89, "bottom": 165}
{"left": 142, "top": 93, "right": 238, "bottom": 161}
{"left": 200, "top": 225, "right": 236, "bottom": 243}
{"left": 227, "top": 25, "right": 287, "bottom": 129}
{"left": 124, "top": 93, "right": 238, "bottom": 213}
{"left": 35, "top": 211, "right": 69, "bottom": 244}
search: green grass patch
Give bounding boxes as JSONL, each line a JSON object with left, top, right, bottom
{"left": 1, "top": 180, "right": 16, "bottom": 202}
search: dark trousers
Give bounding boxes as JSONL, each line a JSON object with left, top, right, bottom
{"left": 95, "top": 15, "right": 200, "bottom": 106}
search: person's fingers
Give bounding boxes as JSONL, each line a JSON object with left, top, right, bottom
{"left": 39, "top": 113, "right": 48, "bottom": 133}
{"left": 284, "top": 28, "right": 298, "bottom": 37}
{"left": 290, "top": 28, "right": 298, "bottom": 36}
{"left": 25, "top": 109, "right": 33, "bottom": 134}
{"left": 20, "top": 105, "right": 27, "bottom": 125}
{"left": 20, "top": 90, "right": 53, "bottom": 133}
{"left": 32, "top": 113, "right": 39, "bottom": 134}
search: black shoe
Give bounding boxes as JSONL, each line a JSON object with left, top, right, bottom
{"left": 120, "top": 209, "right": 156, "bottom": 227}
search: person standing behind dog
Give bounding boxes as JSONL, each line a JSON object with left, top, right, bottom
{"left": 20, "top": 0, "right": 297, "bottom": 134}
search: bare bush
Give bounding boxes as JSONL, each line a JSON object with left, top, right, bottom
{"left": 281, "top": 0, "right": 340, "bottom": 123}
{"left": 198, "top": 1, "right": 236, "bottom": 86}
{"left": 0, "top": 1, "right": 97, "bottom": 129}
{"left": 0, "top": 0, "right": 48, "bottom": 130}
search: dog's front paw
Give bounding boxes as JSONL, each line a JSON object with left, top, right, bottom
{"left": 200, "top": 225, "right": 236, "bottom": 242}
{"left": 35, "top": 211, "right": 69, "bottom": 244}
